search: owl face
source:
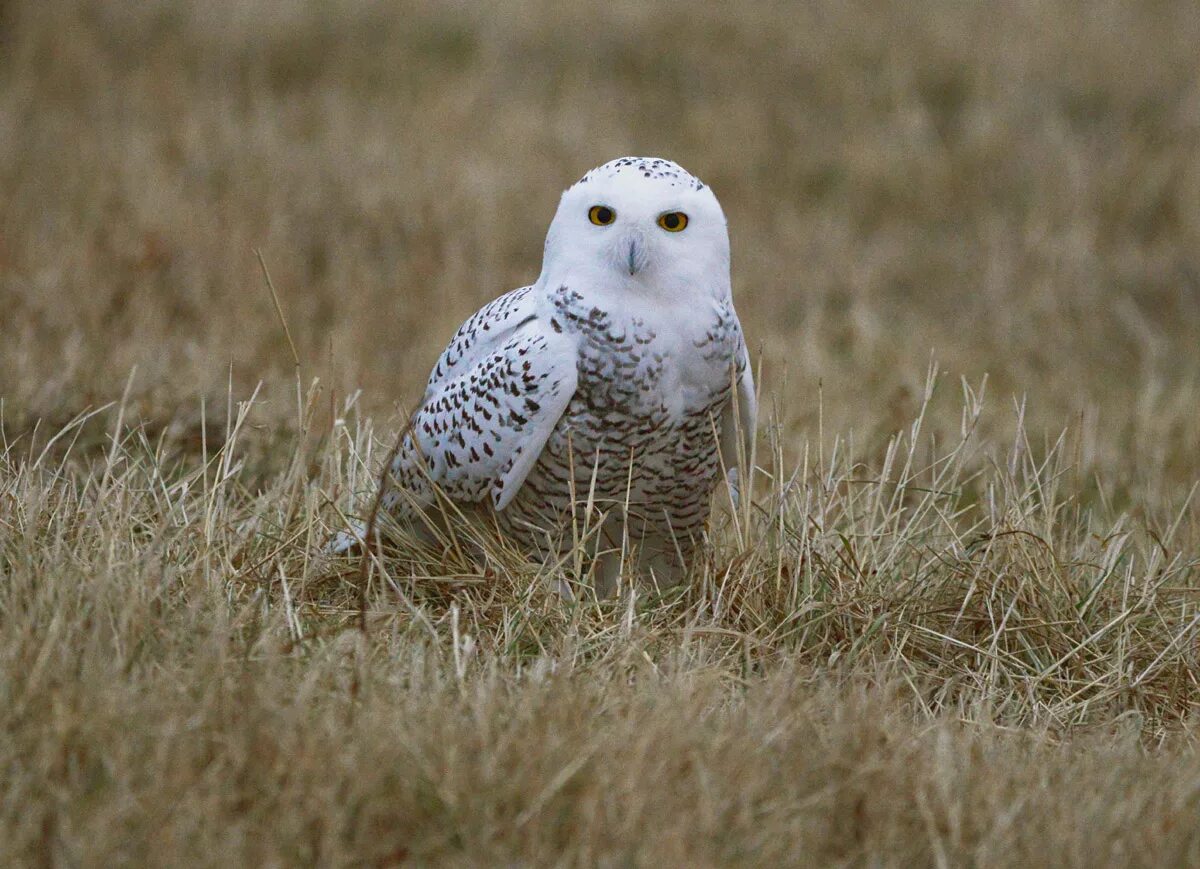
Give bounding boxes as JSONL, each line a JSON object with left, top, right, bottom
{"left": 540, "top": 157, "right": 731, "bottom": 297}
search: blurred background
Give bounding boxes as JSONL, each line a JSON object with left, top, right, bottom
{"left": 2, "top": 0, "right": 1198, "bottom": 494}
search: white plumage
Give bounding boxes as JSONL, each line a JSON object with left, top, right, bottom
{"left": 366, "top": 157, "right": 755, "bottom": 590}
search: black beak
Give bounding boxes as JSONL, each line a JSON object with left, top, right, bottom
{"left": 627, "top": 238, "right": 644, "bottom": 275}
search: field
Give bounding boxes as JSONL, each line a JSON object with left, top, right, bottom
{"left": 3, "top": 0, "right": 1200, "bottom": 864}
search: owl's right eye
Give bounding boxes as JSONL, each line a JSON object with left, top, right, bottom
{"left": 588, "top": 205, "right": 616, "bottom": 226}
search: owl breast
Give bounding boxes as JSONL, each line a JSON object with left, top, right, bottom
{"left": 499, "top": 284, "right": 744, "bottom": 548}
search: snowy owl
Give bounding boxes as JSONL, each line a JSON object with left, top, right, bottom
{"left": 365, "top": 157, "right": 755, "bottom": 590}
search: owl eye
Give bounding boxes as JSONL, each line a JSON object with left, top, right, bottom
{"left": 588, "top": 205, "right": 616, "bottom": 226}
{"left": 657, "top": 211, "right": 688, "bottom": 232}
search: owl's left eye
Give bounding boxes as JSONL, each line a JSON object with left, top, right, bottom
{"left": 588, "top": 205, "right": 616, "bottom": 226}
{"left": 657, "top": 211, "right": 688, "bottom": 232}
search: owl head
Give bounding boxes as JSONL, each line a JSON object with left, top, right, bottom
{"left": 538, "top": 157, "right": 731, "bottom": 299}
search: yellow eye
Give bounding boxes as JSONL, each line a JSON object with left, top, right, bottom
{"left": 588, "top": 205, "right": 616, "bottom": 226}
{"left": 657, "top": 211, "right": 688, "bottom": 232}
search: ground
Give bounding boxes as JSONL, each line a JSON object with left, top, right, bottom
{"left": 2, "top": 0, "right": 1200, "bottom": 864}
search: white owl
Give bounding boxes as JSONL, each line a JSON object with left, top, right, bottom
{"left": 352, "top": 157, "right": 755, "bottom": 591}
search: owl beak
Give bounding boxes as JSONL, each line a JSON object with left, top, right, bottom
{"left": 626, "top": 236, "right": 647, "bottom": 275}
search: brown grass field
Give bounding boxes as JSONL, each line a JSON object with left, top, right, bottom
{"left": 3, "top": 0, "right": 1200, "bottom": 864}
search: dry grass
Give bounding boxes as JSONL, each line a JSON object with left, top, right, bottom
{"left": 3, "top": 0, "right": 1200, "bottom": 864}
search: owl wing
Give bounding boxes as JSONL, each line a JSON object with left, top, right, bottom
{"left": 392, "top": 286, "right": 578, "bottom": 512}
{"left": 719, "top": 323, "right": 756, "bottom": 505}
